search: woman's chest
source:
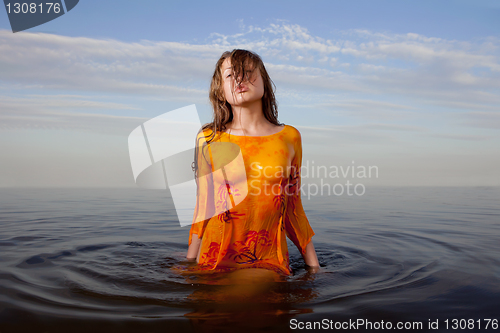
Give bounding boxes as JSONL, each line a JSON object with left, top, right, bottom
{"left": 210, "top": 138, "right": 294, "bottom": 182}
{"left": 238, "top": 139, "right": 294, "bottom": 181}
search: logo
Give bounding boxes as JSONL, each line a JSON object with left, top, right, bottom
{"left": 127, "top": 105, "right": 248, "bottom": 227}
{"left": 3, "top": 0, "right": 79, "bottom": 33}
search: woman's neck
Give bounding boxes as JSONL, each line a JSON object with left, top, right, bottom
{"left": 227, "top": 100, "right": 271, "bottom": 132}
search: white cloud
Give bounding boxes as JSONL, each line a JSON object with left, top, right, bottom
{"left": 0, "top": 23, "right": 498, "bottom": 107}
{"left": 458, "top": 111, "right": 500, "bottom": 129}
{"left": 0, "top": 95, "right": 147, "bottom": 134}
{"left": 0, "top": 23, "right": 499, "bottom": 187}
{"left": 430, "top": 133, "right": 493, "bottom": 141}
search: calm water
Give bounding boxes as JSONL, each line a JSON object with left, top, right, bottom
{"left": 0, "top": 187, "right": 499, "bottom": 332}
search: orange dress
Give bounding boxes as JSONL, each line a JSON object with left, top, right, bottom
{"left": 188, "top": 124, "right": 315, "bottom": 276}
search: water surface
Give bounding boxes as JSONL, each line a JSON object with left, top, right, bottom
{"left": 1, "top": 187, "right": 499, "bottom": 332}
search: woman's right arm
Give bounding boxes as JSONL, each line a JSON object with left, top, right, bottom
{"left": 186, "top": 130, "right": 214, "bottom": 261}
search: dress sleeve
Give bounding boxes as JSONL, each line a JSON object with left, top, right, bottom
{"left": 284, "top": 129, "right": 315, "bottom": 255}
{"left": 188, "top": 130, "right": 215, "bottom": 246}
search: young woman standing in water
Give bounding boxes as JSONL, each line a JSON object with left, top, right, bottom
{"left": 186, "top": 49, "right": 319, "bottom": 277}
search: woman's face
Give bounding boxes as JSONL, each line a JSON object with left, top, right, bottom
{"left": 221, "top": 58, "right": 265, "bottom": 107}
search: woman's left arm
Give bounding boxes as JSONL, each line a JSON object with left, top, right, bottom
{"left": 285, "top": 128, "right": 320, "bottom": 271}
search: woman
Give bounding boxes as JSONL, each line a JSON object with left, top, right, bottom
{"left": 186, "top": 49, "right": 319, "bottom": 276}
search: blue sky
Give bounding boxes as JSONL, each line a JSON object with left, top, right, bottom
{"left": 2, "top": 0, "right": 498, "bottom": 42}
{"left": 0, "top": 0, "right": 499, "bottom": 188}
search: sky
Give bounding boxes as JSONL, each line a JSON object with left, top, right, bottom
{"left": 0, "top": 0, "right": 499, "bottom": 188}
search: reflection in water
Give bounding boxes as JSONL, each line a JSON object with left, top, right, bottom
{"left": 179, "top": 267, "right": 318, "bottom": 331}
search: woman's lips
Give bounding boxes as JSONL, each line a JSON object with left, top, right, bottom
{"left": 235, "top": 85, "right": 248, "bottom": 93}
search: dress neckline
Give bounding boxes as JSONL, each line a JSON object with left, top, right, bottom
{"left": 222, "top": 125, "right": 287, "bottom": 138}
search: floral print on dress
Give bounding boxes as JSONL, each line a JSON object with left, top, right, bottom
{"left": 216, "top": 180, "right": 238, "bottom": 210}
{"left": 285, "top": 161, "right": 300, "bottom": 216}
{"left": 215, "top": 180, "right": 246, "bottom": 223}
{"left": 200, "top": 241, "right": 220, "bottom": 267}
{"left": 226, "top": 230, "right": 273, "bottom": 264}
{"left": 273, "top": 177, "right": 288, "bottom": 215}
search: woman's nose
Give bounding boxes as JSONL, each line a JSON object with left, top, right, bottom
{"left": 235, "top": 76, "right": 245, "bottom": 85}
{"left": 235, "top": 72, "right": 251, "bottom": 85}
